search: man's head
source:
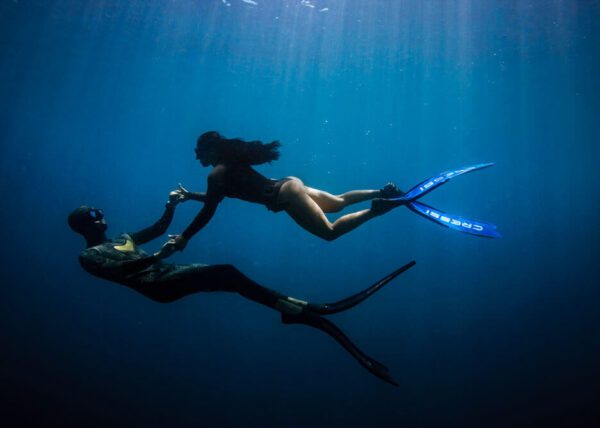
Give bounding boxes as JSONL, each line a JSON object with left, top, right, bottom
{"left": 68, "top": 206, "right": 107, "bottom": 241}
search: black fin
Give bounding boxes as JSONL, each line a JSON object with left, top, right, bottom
{"left": 282, "top": 311, "right": 398, "bottom": 386}
{"left": 308, "top": 261, "right": 416, "bottom": 315}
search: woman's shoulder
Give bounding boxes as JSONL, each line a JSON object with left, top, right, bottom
{"left": 208, "top": 164, "right": 228, "bottom": 180}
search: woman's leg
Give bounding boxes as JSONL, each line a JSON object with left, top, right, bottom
{"left": 306, "top": 187, "right": 380, "bottom": 213}
{"left": 278, "top": 179, "right": 382, "bottom": 241}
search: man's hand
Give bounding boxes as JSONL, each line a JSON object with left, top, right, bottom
{"left": 168, "top": 183, "right": 191, "bottom": 205}
{"left": 154, "top": 234, "right": 188, "bottom": 259}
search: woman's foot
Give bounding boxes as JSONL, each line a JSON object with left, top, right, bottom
{"left": 379, "top": 182, "right": 404, "bottom": 199}
{"left": 371, "top": 198, "right": 406, "bottom": 214}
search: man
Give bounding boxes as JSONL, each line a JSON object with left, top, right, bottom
{"left": 67, "top": 188, "right": 415, "bottom": 385}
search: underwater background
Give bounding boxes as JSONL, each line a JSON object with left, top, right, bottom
{"left": 1, "top": 0, "right": 598, "bottom": 426}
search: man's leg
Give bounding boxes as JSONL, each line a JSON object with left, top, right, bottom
{"left": 152, "top": 264, "right": 298, "bottom": 310}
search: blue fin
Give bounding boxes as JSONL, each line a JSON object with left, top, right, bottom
{"left": 390, "top": 162, "right": 495, "bottom": 202}
{"left": 408, "top": 201, "right": 501, "bottom": 239}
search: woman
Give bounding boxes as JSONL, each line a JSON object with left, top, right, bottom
{"left": 159, "top": 131, "right": 402, "bottom": 256}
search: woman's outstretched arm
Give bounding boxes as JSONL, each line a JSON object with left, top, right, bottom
{"left": 181, "top": 198, "right": 219, "bottom": 241}
{"left": 155, "top": 167, "right": 226, "bottom": 258}
{"left": 174, "top": 183, "right": 207, "bottom": 202}
{"left": 181, "top": 166, "right": 225, "bottom": 240}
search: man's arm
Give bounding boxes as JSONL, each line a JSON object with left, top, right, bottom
{"left": 129, "top": 185, "right": 199, "bottom": 245}
{"left": 129, "top": 183, "right": 212, "bottom": 245}
{"left": 129, "top": 201, "right": 177, "bottom": 246}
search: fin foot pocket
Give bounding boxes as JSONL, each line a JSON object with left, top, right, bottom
{"left": 380, "top": 182, "right": 405, "bottom": 199}
{"left": 371, "top": 198, "right": 407, "bottom": 214}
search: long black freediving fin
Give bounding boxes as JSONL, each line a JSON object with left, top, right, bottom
{"left": 277, "top": 262, "right": 416, "bottom": 386}
{"left": 281, "top": 311, "right": 399, "bottom": 386}
{"left": 308, "top": 260, "right": 416, "bottom": 315}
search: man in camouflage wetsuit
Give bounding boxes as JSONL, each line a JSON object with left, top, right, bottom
{"left": 68, "top": 187, "right": 415, "bottom": 385}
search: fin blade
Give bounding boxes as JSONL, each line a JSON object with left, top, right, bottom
{"left": 282, "top": 312, "right": 399, "bottom": 386}
{"left": 310, "top": 261, "right": 416, "bottom": 315}
{"left": 408, "top": 201, "right": 501, "bottom": 239}
{"left": 393, "top": 162, "right": 495, "bottom": 202}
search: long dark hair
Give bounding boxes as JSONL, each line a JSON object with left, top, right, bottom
{"left": 197, "top": 131, "right": 281, "bottom": 166}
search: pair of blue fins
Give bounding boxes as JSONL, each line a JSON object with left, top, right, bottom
{"left": 326, "top": 163, "right": 500, "bottom": 384}
{"left": 385, "top": 162, "right": 501, "bottom": 239}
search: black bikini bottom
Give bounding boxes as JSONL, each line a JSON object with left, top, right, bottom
{"left": 265, "top": 177, "right": 295, "bottom": 212}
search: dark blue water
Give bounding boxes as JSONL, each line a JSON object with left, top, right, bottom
{"left": 1, "top": 1, "right": 598, "bottom": 426}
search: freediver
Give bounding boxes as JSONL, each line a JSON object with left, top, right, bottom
{"left": 158, "top": 131, "right": 404, "bottom": 257}
{"left": 68, "top": 188, "right": 416, "bottom": 385}
{"left": 158, "top": 132, "right": 499, "bottom": 257}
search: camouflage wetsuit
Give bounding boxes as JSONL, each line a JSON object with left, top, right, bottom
{"left": 78, "top": 204, "right": 284, "bottom": 306}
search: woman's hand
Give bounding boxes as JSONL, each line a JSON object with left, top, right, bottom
{"left": 168, "top": 183, "right": 191, "bottom": 205}
{"left": 154, "top": 234, "right": 188, "bottom": 259}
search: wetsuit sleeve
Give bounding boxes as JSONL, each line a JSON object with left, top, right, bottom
{"left": 130, "top": 203, "right": 176, "bottom": 245}
{"left": 181, "top": 171, "right": 224, "bottom": 241}
{"left": 187, "top": 191, "right": 207, "bottom": 202}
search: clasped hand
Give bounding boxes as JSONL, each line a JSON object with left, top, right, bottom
{"left": 154, "top": 184, "right": 191, "bottom": 259}
{"left": 168, "top": 183, "right": 191, "bottom": 205}
{"left": 155, "top": 234, "right": 187, "bottom": 259}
